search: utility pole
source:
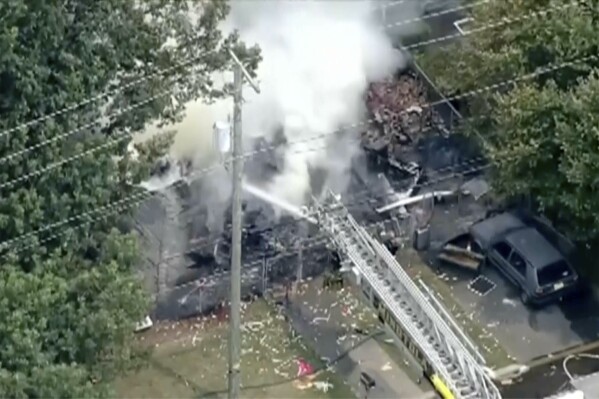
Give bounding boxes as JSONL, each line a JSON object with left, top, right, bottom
{"left": 295, "top": 238, "right": 303, "bottom": 294}
{"left": 227, "top": 49, "right": 260, "bottom": 399}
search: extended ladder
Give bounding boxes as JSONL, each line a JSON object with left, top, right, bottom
{"left": 313, "top": 193, "right": 502, "bottom": 399}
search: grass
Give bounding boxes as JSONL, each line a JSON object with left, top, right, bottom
{"left": 396, "top": 248, "right": 513, "bottom": 369}
{"left": 327, "top": 283, "right": 381, "bottom": 334}
{"left": 291, "top": 277, "right": 437, "bottom": 392}
{"left": 115, "top": 300, "right": 354, "bottom": 399}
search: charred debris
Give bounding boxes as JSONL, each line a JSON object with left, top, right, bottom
{"left": 154, "top": 69, "right": 469, "bottom": 284}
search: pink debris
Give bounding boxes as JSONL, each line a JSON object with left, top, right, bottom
{"left": 296, "top": 358, "right": 314, "bottom": 377}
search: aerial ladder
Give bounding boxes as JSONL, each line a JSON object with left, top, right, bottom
{"left": 312, "top": 192, "right": 502, "bottom": 399}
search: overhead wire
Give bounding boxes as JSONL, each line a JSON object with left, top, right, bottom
{"left": 0, "top": 4, "right": 587, "bottom": 391}
{"left": 0, "top": 49, "right": 590, "bottom": 256}
{"left": 0, "top": 0, "right": 491, "bottom": 143}
{"left": 114, "top": 160, "right": 498, "bottom": 312}
{"left": 0, "top": 3, "right": 590, "bottom": 259}
{"left": 0, "top": 87, "right": 176, "bottom": 164}
{"left": 0, "top": 48, "right": 220, "bottom": 141}
{"left": 0, "top": 49, "right": 592, "bottom": 195}
{"left": 135, "top": 8, "right": 599, "bottom": 396}
{"left": 404, "top": 1, "right": 579, "bottom": 50}
{"left": 0, "top": 0, "right": 557, "bottom": 160}
{"left": 1, "top": 155, "right": 493, "bottom": 260}
{"left": 34, "top": 156, "right": 488, "bottom": 300}
{"left": 381, "top": 0, "right": 491, "bottom": 30}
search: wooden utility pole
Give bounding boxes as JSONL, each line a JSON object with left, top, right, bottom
{"left": 227, "top": 49, "right": 260, "bottom": 399}
{"left": 295, "top": 239, "right": 303, "bottom": 293}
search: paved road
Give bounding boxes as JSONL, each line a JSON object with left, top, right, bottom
{"left": 282, "top": 278, "right": 435, "bottom": 398}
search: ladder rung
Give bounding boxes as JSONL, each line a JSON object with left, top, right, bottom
{"left": 324, "top": 208, "right": 502, "bottom": 399}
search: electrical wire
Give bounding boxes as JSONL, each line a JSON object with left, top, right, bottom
{"left": 5, "top": 39, "right": 586, "bottom": 254}
{"left": 404, "top": 1, "right": 579, "bottom": 50}
{"left": 0, "top": 14, "right": 592, "bottom": 258}
{"left": 160, "top": 235, "right": 334, "bottom": 298}
{"left": 135, "top": 191, "right": 486, "bottom": 299}
{"left": 0, "top": 49, "right": 587, "bottom": 255}
{"left": 382, "top": 0, "right": 490, "bottom": 31}
{"left": 0, "top": 51, "right": 591, "bottom": 194}
{"left": 378, "top": 0, "right": 409, "bottom": 10}
{"left": 0, "top": 0, "right": 556, "bottom": 150}
{"left": 0, "top": 155, "right": 492, "bottom": 259}
{"left": 0, "top": 86, "right": 177, "bottom": 164}
{"left": 0, "top": 48, "right": 220, "bottom": 141}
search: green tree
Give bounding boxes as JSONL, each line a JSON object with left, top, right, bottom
{"left": 0, "top": 0, "right": 259, "bottom": 396}
{"left": 416, "top": 0, "right": 599, "bottom": 241}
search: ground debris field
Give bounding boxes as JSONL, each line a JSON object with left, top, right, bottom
{"left": 397, "top": 247, "right": 514, "bottom": 369}
{"left": 116, "top": 300, "right": 354, "bottom": 399}
{"left": 284, "top": 277, "right": 436, "bottom": 398}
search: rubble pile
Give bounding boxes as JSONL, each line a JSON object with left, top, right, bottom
{"left": 363, "top": 72, "right": 446, "bottom": 159}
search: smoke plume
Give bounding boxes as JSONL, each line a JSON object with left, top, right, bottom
{"left": 142, "top": 1, "right": 408, "bottom": 219}
{"left": 233, "top": 0, "right": 403, "bottom": 206}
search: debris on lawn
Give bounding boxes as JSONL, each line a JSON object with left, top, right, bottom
{"left": 119, "top": 299, "right": 352, "bottom": 398}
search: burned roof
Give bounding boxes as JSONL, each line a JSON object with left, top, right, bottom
{"left": 505, "top": 228, "right": 564, "bottom": 269}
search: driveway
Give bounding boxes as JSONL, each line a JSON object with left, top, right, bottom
{"left": 423, "top": 199, "right": 599, "bottom": 363}
{"left": 439, "top": 264, "right": 599, "bottom": 362}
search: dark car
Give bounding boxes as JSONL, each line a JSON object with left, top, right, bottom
{"left": 469, "top": 212, "right": 578, "bottom": 306}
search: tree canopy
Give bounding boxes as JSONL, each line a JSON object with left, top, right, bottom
{"left": 0, "top": 0, "right": 259, "bottom": 396}
{"left": 417, "top": 0, "right": 599, "bottom": 242}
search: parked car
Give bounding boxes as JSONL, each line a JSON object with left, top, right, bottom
{"left": 437, "top": 212, "right": 579, "bottom": 305}
{"left": 469, "top": 212, "right": 579, "bottom": 306}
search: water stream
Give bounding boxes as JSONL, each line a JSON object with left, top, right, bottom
{"left": 242, "top": 181, "right": 318, "bottom": 224}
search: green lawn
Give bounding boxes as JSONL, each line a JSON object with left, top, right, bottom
{"left": 115, "top": 300, "right": 355, "bottom": 399}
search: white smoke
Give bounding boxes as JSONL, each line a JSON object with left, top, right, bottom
{"left": 229, "top": 0, "right": 404, "bottom": 206}
{"left": 140, "top": 0, "right": 406, "bottom": 213}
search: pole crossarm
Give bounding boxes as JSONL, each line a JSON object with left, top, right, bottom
{"left": 312, "top": 191, "right": 502, "bottom": 399}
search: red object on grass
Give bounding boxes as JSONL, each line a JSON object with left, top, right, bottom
{"left": 297, "top": 358, "right": 314, "bottom": 377}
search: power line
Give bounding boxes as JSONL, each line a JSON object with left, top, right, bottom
{"left": 0, "top": 51, "right": 592, "bottom": 194}
{"left": 0, "top": 49, "right": 219, "bottom": 141}
{"left": 0, "top": 27, "right": 592, "bottom": 256}
{"left": 1, "top": 156, "right": 493, "bottom": 258}
{"left": 2, "top": 41, "right": 590, "bottom": 248}
{"left": 0, "top": 165, "right": 488, "bottom": 304}
{"left": 0, "top": 42, "right": 591, "bottom": 255}
{"left": 0, "top": 86, "right": 176, "bottom": 164}
{"left": 0, "top": 0, "right": 546, "bottom": 152}
{"left": 38, "top": 156, "right": 493, "bottom": 301}
{"left": 377, "top": 0, "right": 409, "bottom": 10}
{"left": 404, "top": 1, "right": 579, "bottom": 50}
{"left": 382, "top": 0, "right": 489, "bottom": 30}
